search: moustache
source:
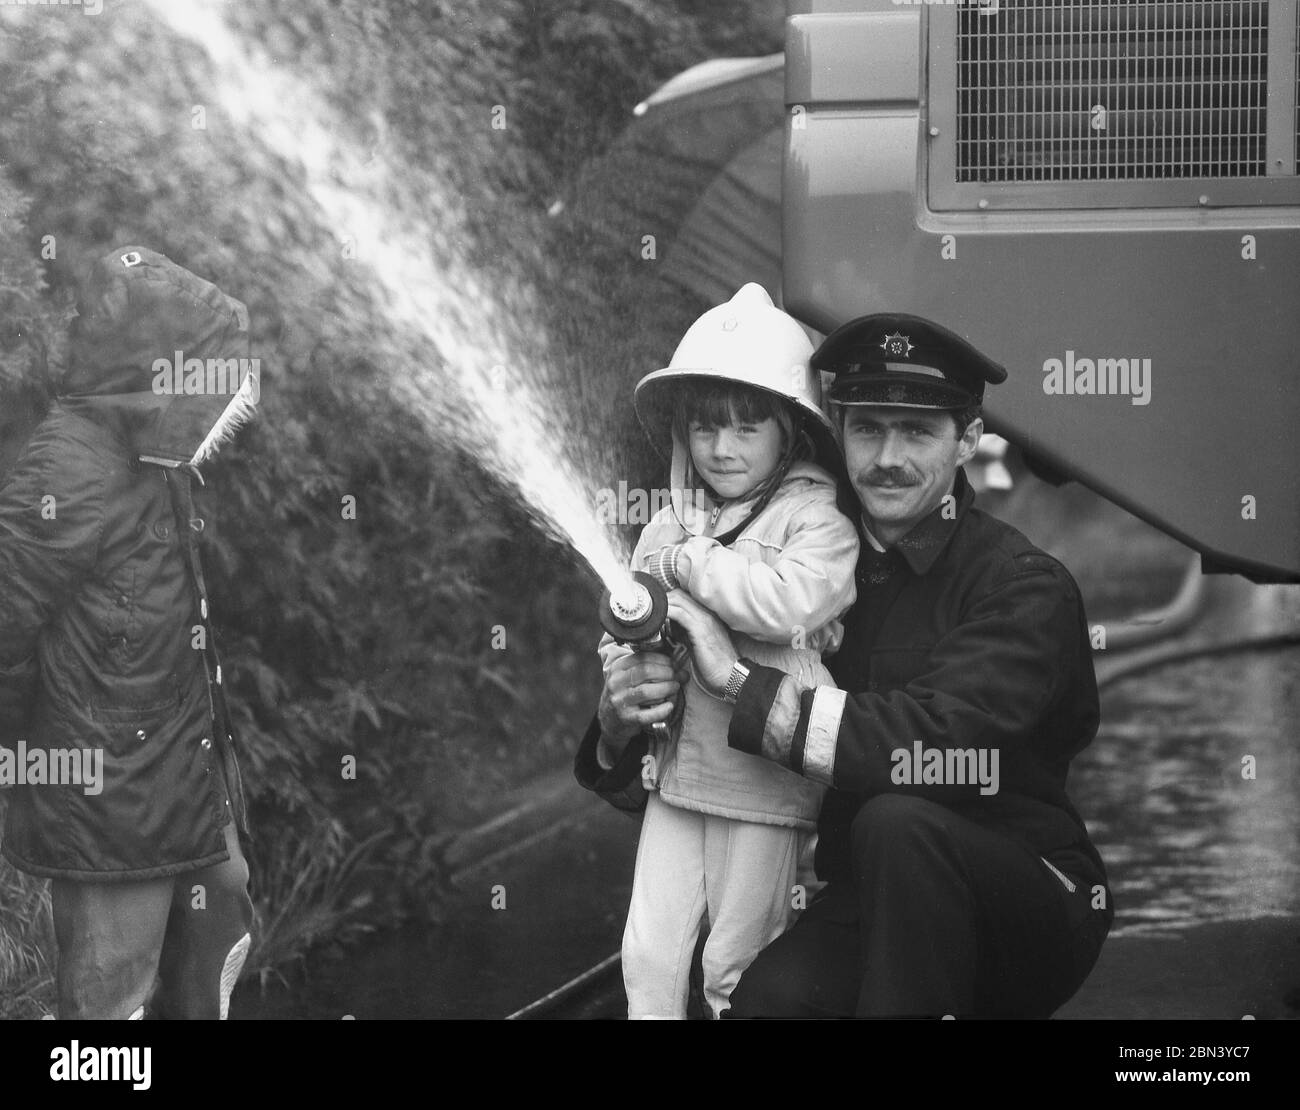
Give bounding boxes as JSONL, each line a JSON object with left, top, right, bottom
{"left": 858, "top": 469, "right": 919, "bottom": 489}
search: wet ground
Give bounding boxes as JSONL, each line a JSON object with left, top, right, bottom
{"left": 1086, "top": 577, "right": 1300, "bottom": 930}
{"left": 230, "top": 793, "right": 636, "bottom": 1019}
{"left": 231, "top": 577, "right": 1300, "bottom": 1019}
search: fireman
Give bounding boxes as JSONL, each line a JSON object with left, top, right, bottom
{"left": 598, "top": 312, "right": 1114, "bottom": 1017}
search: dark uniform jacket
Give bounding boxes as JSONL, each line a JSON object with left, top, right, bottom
{"left": 0, "top": 247, "right": 252, "bottom": 881}
{"left": 727, "top": 468, "right": 1110, "bottom": 892}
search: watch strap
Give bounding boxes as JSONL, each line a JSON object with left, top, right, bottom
{"left": 722, "top": 659, "right": 751, "bottom": 704}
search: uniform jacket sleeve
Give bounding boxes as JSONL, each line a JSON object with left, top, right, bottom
{"left": 573, "top": 714, "right": 649, "bottom": 816}
{"left": 0, "top": 428, "right": 105, "bottom": 735}
{"left": 727, "top": 553, "right": 1091, "bottom": 798}
{"left": 676, "top": 494, "right": 859, "bottom": 644}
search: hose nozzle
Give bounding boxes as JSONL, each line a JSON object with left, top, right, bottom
{"left": 608, "top": 581, "right": 653, "bottom": 626}
{"left": 599, "top": 571, "right": 669, "bottom": 646}
{"left": 599, "top": 571, "right": 679, "bottom": 745}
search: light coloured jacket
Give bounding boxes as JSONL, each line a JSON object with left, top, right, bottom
{"left": 599, "top": 455, "right": 859, "bottom": 829}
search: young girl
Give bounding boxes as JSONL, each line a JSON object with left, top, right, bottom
{"left": 598, "top": 283, "right": 859, "bottom": 1018}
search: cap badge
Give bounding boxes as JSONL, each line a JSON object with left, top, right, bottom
{"left": 880, "top": 332, "right": 914, "bottom": 358}
{"left": 721, "top": 317, "right": 739, "bottom": 332}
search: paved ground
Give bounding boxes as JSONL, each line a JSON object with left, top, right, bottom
{"left": 1059, "top": 915, "right": 1300, "bottom": 1020}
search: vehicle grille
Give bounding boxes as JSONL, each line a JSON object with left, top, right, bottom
{"left": 956, "top": 1, "right": 1270, "bottom": 182}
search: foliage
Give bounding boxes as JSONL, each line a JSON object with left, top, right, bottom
{"left": 0, "top": 0, "right": 783, "bottom": 1008}
{"left": 0, "top": 797, "right": 54, "bottom": 1020}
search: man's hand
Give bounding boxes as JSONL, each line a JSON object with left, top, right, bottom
{"left": 597, "top": 649, "right": 688, "bottom": 758}
{"left": 666, "top": 591, "right": 738, "bottom": 699}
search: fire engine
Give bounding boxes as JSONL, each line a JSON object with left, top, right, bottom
{"left": 784, "top": 0, "right": 1299, "bottom": 581}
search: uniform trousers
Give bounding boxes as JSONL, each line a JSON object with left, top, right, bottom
{"left": 725, "top": 794, "right": 1110, "bottom": 1018}
{"left": 623, "top": 792, "right": 803, "bottom": 1019}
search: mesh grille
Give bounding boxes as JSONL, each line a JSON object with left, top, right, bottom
{"left": 957, "top": 1, "right": 1270, "bottom": 182}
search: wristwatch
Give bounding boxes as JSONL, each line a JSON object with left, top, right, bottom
{"left": 722, "top": 660, "right": 751, "bottom": 704}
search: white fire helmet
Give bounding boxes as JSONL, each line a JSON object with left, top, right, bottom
{"left": 633, "top": 283, "right": 838, "bottom": 469}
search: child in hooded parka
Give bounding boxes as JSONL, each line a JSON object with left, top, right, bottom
{"left": 0, "top": 246, "right": 257, "bottom": 1019}
{"left": 597, "top": 284, "right": 859, "bottom": 1018}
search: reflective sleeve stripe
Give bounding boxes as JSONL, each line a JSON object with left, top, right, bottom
{"left": 729, "top": 663, "right": 789, "bottom": 761}
{"left": 801, "top": 687, "right": 846, "bottom": 786}
{"left": 757, "top": 672, "right": 802, "bottom": 768}
{"left": 730, "top": 666, "right": 844, "bottom": 782}
{"left": 789, "top": 694, "right": 812, "bottom": 775}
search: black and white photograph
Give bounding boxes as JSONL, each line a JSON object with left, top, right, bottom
{"left": 0, "top": 0, "right": 1296, "bottom": 1085}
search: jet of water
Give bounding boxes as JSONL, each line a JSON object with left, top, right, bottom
{"left": 141, "top": 0, "right": 634, "bottom": 598}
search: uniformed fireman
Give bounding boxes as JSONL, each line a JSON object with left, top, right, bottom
{"left": 593, "top": 312, "right": 1114, "bottom": 1018}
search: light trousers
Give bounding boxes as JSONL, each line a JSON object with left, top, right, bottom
{"left": 51, "top": 821, "right": 254, "bottom": 1019}
{"left": 623, "top": 792, "right": 801, "bottom": 1019}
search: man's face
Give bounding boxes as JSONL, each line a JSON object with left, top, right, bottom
{"left": 840, "top": 406, "right": 981, "bottom": 535}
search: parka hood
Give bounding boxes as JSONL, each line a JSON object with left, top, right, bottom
{"left": 58, "top": 246, "right": 257, "bottom": 469}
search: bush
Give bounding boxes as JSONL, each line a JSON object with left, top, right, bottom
{"left": 0, "top": 0, "right": 783, "bottom": 1007}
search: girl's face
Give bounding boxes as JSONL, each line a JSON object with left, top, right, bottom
{"left": 687, "top": 414, "right": 785, "bottom": 501}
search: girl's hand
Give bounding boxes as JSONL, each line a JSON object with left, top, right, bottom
{"left": 665, "top": 591, "right": 738, "bottom": 699}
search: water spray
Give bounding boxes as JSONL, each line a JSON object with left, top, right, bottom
{"left": 141, "top": 0, "right": 634, "bottom": 595}
{"left": 598, "top": 571, "right": 680, "bottom": 743}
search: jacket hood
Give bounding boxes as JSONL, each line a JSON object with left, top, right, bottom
{"left": 58, "top": 246, "right": 257, "bottom": 468}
